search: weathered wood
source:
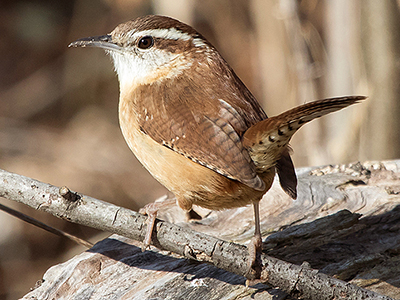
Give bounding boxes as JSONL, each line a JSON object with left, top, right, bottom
{"left": 178, "top": 161, "right": 400, "bottom": 298}
{"left": 23, "top": 236, "right": 289, "bottom": 300}
{"left": 4, "top": 160, "right": 400, "bottom": 299}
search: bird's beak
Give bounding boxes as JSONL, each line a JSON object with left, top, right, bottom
{"left": 68, "top": 34, "right": 121, "bottom": 52}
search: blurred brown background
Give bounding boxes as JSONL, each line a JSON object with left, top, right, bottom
{"left": 1, "top": 0, "right": 400, "bottom": 298}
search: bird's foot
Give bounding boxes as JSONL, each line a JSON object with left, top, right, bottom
{"left": 139, "top": 195, "right": 175, "bottom": 251}
{"left": 245, "top": 233, "right": 263, "bottom": 280}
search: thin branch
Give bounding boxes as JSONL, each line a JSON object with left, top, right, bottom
{"left": 0, "top": 168, "right": 391, "bottom": 300}
{"left": 0, "top": 202, "right": 93, "bottom": 248}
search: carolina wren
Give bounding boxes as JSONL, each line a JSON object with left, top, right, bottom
{"left": 70, "top": 15, "right": 365, "bottom": 278}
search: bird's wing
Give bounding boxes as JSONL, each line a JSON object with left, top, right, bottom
{"left": 133, "top": 70, "right": 267, "bottom": 191}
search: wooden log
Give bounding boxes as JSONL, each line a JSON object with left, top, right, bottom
{"left": 7, "top": 160, "right": 400, "bottom": 299}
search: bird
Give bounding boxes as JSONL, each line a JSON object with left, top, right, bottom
{"left": 69, "top": 15, "right": 366, "bottom": 279}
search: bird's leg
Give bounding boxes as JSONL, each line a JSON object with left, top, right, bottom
{"left": 246, "top": 202, "right": 263, "bottom": 279}
{"left": 139, "top": 195, "right": 176, "bottom": 251}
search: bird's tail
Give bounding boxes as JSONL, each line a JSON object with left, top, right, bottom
{"left": 242, "top": 95, "right": 366, "bottom": 171}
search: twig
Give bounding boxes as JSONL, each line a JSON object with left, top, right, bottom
{"left": 0, "top": 202, "right": 93, "bottom": 248}
{"left": 0, "top": 168, "right": 392, "bottom": 299}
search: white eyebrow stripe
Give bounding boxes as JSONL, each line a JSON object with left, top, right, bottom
{"left": 130, "top": 28, "right": 191, "bottom": 41}
{"left": 127, "top": 28, "right": 207, "bottom": 48}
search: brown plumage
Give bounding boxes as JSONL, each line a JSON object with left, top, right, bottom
{"left": 70, "top": 15, "right": 366, "bottom": 279}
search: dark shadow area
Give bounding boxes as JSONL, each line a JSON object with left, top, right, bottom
{"left": 263, "top": 205, "right": 400, "bottom": 286}
{"left": 87, "top": 238, "right": 288, "bottom": 299}
{"left": 88, "top": 238, "right": 246, "bottom": 285}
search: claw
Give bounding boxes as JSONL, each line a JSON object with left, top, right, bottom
{"left": 139, "top": 195, "right": 176, "bottom": 251}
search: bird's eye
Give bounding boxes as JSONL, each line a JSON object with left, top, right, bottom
{"left": 138, "top": 36, "right": 154, "bottom": 49}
